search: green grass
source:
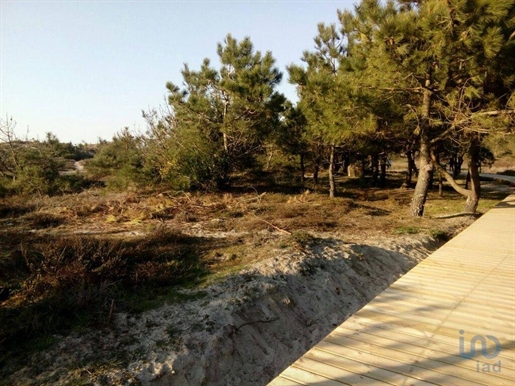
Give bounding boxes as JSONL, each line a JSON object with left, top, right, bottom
{"left": 429, "top": 229, "right": 450, "bottom": 242}
{"left": 394, "top": 226, "right": 420, "bottom": 235}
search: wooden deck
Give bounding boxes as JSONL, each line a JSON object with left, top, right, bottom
{"left": 269, "top": 194, "right": 515, "bottom": 386}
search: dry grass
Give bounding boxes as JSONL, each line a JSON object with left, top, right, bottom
{"left": 0, "top": 227, "right": 216, "bottom": 368}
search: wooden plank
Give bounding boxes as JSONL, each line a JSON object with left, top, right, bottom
{"left": 361, "top": 301, "right": 514, "bottom": 333}
{"left": 391, "top": 278, "right": 513, "bottom": 304}
{"left": 353, "top": 308, "right": 514, "bottom": 341}
{"left": 400, "top": 264, "right": 514, "bottom": 280}
{"left": 384, "top": 285, "right": 515, "bottom": 313}
{"left": 371, "top": 292, "right": 514, "bottom": 327}
{"left": 292, "top": 357, "right": 404, "bottom": 386}
{"left": 315, "top": 339, "right": 483, "bottom": 385}
{"left": 331, "top": 327, "right": 515, "bottom": 381}
{"left": 389, "top": 278, "right": 514, "bottom": 302}
{"left": 280, "top": 365, "right": 349, "bottom": 385}
{"left": 421, "top": 252, "right": 514, "bottom": 264}
{"left": 407, "top": 266, "right": 514, "bottom": 282}
{"left": 334, "top": 325, "right": 515, "bottom": 370}
{"left": 413, "top": 263, "right": 515, "bottom": 278}
{"left": 303, "top": 349, "right": 438, "bottom": 386}
{"left": 344, "top": 314, "right": 515, "bottom": 362}
{"left": 321, "top": 335, "right": 512, "bottom": 384}
{"left": 268, "top": 376, "right": 305, "bottom": 386}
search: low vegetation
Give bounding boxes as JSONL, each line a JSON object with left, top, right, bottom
{"left": 1, "top": 169, "right": 510, "bottom": 372}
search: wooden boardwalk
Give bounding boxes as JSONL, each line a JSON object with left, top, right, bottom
{"left": 269, "top": 194, "right": 515, "bottom": 386}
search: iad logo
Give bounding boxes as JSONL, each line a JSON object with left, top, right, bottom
{"left": 459, "top": 330, "right": 502, "bottom": 373}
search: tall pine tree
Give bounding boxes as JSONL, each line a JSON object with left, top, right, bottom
{"left": 373, "top": 0, "right": 515, "bottom": 215}
{"left": 164, "top": 35, "right": 286, "bottom": 188}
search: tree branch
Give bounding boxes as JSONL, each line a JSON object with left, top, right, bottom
{"left": 364, "top": 86, "right": 429, "bottom": 94}
{"left": 452, "top": 109, "right": 515, "bottom": 127}
{"left": 430, "top": 151, "right": 471, "bottom": 197}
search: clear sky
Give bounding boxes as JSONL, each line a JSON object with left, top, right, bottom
{"left": 1, "top": 0, "right": 358, "bottom": 144}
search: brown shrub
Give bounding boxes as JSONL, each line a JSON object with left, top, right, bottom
{"left": 0, "top": 227, "right": 208, "bottom": 365}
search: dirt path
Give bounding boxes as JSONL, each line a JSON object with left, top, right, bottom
{"left": 480, "top": 173, "right": 515, "bottom": 184}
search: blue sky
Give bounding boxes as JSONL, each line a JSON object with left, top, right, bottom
{"left": 1, "top": 0, "right": 357, "bottom": 144}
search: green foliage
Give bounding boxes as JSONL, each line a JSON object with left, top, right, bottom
{"left": 326, "top": 0, "right": 515, "bottom": 212}
{"left": 394, "top": 226, "right": 420, "bottom": 235}
{"left": 5, "top": 1, "right": 511, "bottom": 203}
{"left": 12, "top": 151, "right": 61, "bottom": 195}
{"left": 483, "top": 134, "right": 515, "bottom": 159}
{"left": 159, "top": 34, "right": 286, "bottom": 189}
{"left": 87, "top": 128, "right": 148, "bottom": 189}
{"left": 1, "top": 116, "right": 92, "bottom": 195}
{"left": 288, "top": 22, "right": 374, "bottom": 147}
{"left": 0, "top": 139, "right": 64, "bottom": 195}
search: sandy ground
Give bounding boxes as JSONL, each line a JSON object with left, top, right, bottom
{"left": 5, "top": 219, "right": 475, "bottom": 386}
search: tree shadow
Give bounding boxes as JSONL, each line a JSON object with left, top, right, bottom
{"left": 491, "top": 199, "right": 515, "bottom": 209}
{"left": 0, "top": 229, "right": 229, "bottom": 371}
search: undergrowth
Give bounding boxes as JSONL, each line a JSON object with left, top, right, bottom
{"left": 0, "top": 227, "right": 210, "bottom": 368}
{"left": 0, "top": 173, "right": 511, "bottom": 373}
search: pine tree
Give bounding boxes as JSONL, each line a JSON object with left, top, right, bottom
{"left": 275, "top": 102, "right": 309, "bottom": 183}
{"left": 370, "top": 0, "right": 515, "bottom": 215}
{"left": 338, "top": 0, "right": 413, "bottom": 187}
{"left": 164, "top": 35, "right": 285, "bottom": 189}
{"left": 288, "top": 23, "right": 376, "bottom": 197}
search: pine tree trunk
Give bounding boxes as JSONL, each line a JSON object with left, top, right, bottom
{"left": 223, "top": 133, "right": 229, "bottom": 153}
{"left": 313, "top": 146, "right": 322, "bottom": 185}
{"left": 371, "top": 154, "right": 379, "bottom": 187}
{"left": 411, "top": 79, "right": 433, "bottom": 217}
{"left": 428, "top": 167, "right": 435, "bottom": 189}
{"left": 465, "top": 171, "right": 471, "bottom": 190}
{"left": 464, "top": 141, "right": 481, "bottom": 213}
{"left": 435, "top": 153, "right": 443, "bottom": 196}
{"left": 222, "top": 101, "right": 229, "bottom": 153}
{"left": 328, "top": 145, "right": 335, "bottom": 198}
{"left": 380, "top": 154, "right": 387, "bottom": 188}
{"left": 404, "top": 150, "right": 415, "bottom": 188}
{"left": 412, "top": 153, "right": 419, "bottom": 177}
{"left": 342, "top": 154, "right": 350, "bottom": 176}
{"left": 438, "top": 172, "right": 443, "bottom": 197}
{"left": 431, "top": 142, "right": 480, "bottom": 214}
{"left": 411, "top": 137, "right": 432, "bottom": 216}
{"left": 452, "top": 154, "right": 463, "bottom": 180}
{"left": 265, "top": 144, "right": 274, "bottom": 171}
{"left": 300, "top": 153, "right": 306, "bottom": 185}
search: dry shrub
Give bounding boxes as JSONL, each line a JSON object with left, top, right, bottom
{"left": 74, "top": 202, "right": 111, "bottom": 217}
{"left": 24, "top": 212, "right": 65, "bottom": 228}
{"left": 132, "top": 259, "right": 197, "bottom": 285}
{"left": 0, "top": 196, "right": 36, "bottom": 217}
{"left": 277, "top": 206, "right": 304, "bottom": 219}
{"left": 248, "top": 195, "right": 354, "bottom": 232}
{"left": 0, "top": 227, "right": 207, "bottom": 366}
